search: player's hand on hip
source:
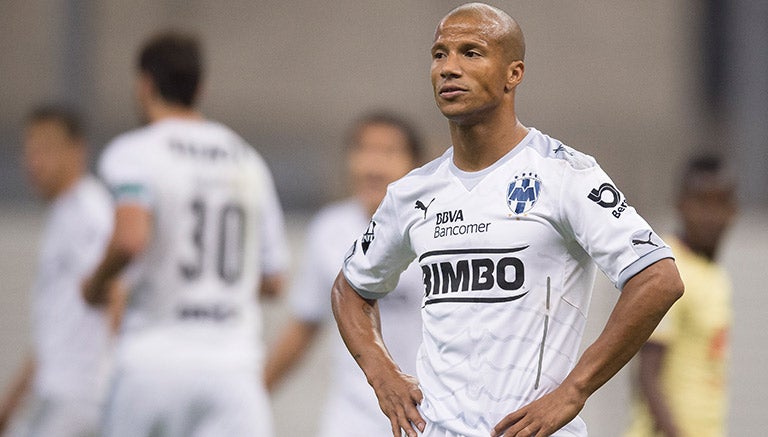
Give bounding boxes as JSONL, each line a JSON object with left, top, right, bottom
{"left": 370, "top": 370, "right": 425, "bottom": 437}
{"left": 490, "top": 384, "right": 584, "bottom": 437}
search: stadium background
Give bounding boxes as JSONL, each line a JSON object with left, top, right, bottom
{"left": 1, "top": 1, "right": 766, "bottom": 435}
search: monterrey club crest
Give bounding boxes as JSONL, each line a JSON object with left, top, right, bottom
{"left": 361, "top": 220, "right": 376, "bottom": 254}
{"left": 507, "top": 173, "right": 541, "bottom": 214}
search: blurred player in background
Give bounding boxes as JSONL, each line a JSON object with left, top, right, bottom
{"left": 82, "top": 31, "right": 289, "bottom": 437}
{"left": 625, "top": 154, "right": 737, "bottom": 437}
{"left": 332, "top": 3, "right": 684, "bottom": 437}
{"left": 264, "top": 111, "right": 425, "bottom": 436}
{"left": 0, "top": 105, "right": 120, "bottom": 437}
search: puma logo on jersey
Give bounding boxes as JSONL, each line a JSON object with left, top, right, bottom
{"left": 632, "top": 231, "right": 658, "bottom": 247}
{"left": 415, "top": 198, "right": 435, "bottom": 219}
{"left": 630, "top": 230, "right": 663, "bottom": 257}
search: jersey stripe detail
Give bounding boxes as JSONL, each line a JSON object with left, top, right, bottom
{"left": 418, "top": 246, "right": 529, "bottom": 262}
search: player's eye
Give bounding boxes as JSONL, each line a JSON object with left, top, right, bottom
{"left": 465, "top": 50, "right": 480, "bottom": 58}
{"left": 432, "top": 51, "right": 446, "bottom": 60}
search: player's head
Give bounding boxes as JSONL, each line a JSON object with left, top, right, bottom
{"left": 676, "top": 154, "right": 737, "bottom": 260}
{"left": 22, "top": 104, "right": 86, "bottom": 201}
{"left": 431, "top": 2, "right": 525, "bottom": 124}
{"left": 345, "top": 111, "right": 424, "bottom": 215}
{"left": 136, "top": 31, "right": 203, "bottom": 117}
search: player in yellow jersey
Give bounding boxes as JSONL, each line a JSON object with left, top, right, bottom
{"left": 625, "top": 154, "right": 737, "bottom": 437}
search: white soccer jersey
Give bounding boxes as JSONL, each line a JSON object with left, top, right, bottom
{"left": 98, "top": 118, "right": 289, "bottom": 371}
{"left": 289, "top": 199, "right": 423, "bottom": 437}
{"left": 343, "top": 128, "right": 673, "bottom": 436}
{"left": 32, "top": 176, "right": 113, "bottom": 403}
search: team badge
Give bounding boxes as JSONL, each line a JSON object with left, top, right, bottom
{"left": 361, "top": 220, "right": 376, "bottom": 254}
{"left": 507, "top": 173, "right": 541, "bottom": 214}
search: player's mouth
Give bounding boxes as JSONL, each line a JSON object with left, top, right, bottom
{"left": 438, "top": 84, "right": 467, "bottom": 99}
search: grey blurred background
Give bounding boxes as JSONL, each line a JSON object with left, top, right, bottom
{"left": 1, "top": 1, "right": 766, "bottom": 436}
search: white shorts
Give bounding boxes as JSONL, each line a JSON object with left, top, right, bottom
{"left": 7, "top": 394, "right": 100, "bottom": 437}
{"left": 316, "top": 392, "right": 391, "bottom": 437}
{"left": 101, "top": 367, "right": 273, "bottom": 437}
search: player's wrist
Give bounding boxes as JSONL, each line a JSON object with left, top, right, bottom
{"left": 557, "top": 376, "right": 591, "bottom": 408}
{"left": 364, "top": 359, "right": 402, "bottom": 390}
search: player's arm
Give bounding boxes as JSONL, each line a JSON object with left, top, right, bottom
{"left": 0, "top": 354, "right": 35, "bottom": 433}
{"left": 259, "top": 273, "right": 285, "bottom": 300}
{"left": 492, "top": 258, "right": 684, "bottom": 437}
{"left": 331, "top": 272, "right": 425, "bottom": 437}
{"left": 106, "top": 280, "right": 127, "bottom": 334}
{"left": 638, "top": 341, "right": 678, "bottom": 437}
{"left": 83, "top": 204, "right": 151, "bottom": 306}
{"left": 263, "top": 318, "right": 321, "bottom": 392}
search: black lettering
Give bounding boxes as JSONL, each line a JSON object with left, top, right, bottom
{"left": 496, "top": 257, "right": 524, "bottom": 290}
{"left": 422, "top": 265, "right": 433, "bottom": 297}
{"left": 471, "top": 258, "right": 495, "bottom": 291}
{"left": 440, "top": 260, "right": 470, "bottom": 294}
{"left": 431, "top": 263, "right": 441, "bottom": 296}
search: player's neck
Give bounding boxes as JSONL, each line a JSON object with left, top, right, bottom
{"left": 147, "top": 102, "right": 203, "bottom": 124}
{"left": 49, "top": 170, "right": 84, "bottom": 203}
{"left": 449, "top": 117, "right": 528, "bottom": 172}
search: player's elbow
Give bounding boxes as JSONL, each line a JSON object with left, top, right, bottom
{"left": 655, "top": 259, "right": 685, "bottom": 306}
{"left": 669, "top": 272, "right": 685, "bottom": 302}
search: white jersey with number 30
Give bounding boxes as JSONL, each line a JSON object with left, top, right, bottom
{"left": 343, "top": 128, "right": 673, "bottom": 436}
{"left": 99, "top": 118, "right": 288, "bottom": 372}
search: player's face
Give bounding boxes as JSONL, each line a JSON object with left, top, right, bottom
{"left": 430, "top": 14, "right": 514, "bottom": 124}
{"left": 348, "top": 123, "right": 415, "bottom": 214}
{"left": 22, "top": 120, "right": 79, "bottom": 201}
{"left": 678, "top": 178, "right": 736, "bottom": 257}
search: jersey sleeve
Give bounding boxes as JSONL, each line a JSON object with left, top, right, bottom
{"left": 559, "top": 163, "right": 674, "bottom": 290}
{"left": 288, "top": 214, "right": 333, "bottom": 323}
{"left": 98, "top": 139, "right": 154, "bottom": 207}
{"left": 256, "top": 161, "right": 289, "bottom": 276}
{"left": 67, "top": 180, "right": 115, "bottom": 277}
{"left": 342, "top": 189, "right": 416, "bottom": 299}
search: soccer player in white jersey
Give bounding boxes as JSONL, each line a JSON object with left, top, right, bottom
{"left": 81, "top": 32, "right": 289, "bottom": 437}
{"left": 264, "top": 112, "right": 425, "bottom": 436}
{"left": 0, "top": 106, "right": 119, "bottom": 437}
{"left": 331, "top": 3, "right": 685, "bottom": 437}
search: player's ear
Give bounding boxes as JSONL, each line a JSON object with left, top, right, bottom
{"left": 505, "top": 60, "right": 524, "bottom": 92}
{"left": 136, "top": 72, "right": 154, "bottom": 101}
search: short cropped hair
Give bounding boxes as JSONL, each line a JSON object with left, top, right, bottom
{"left": 138, "top": 31, "right": 202, "bottom": 107}
{"left": 345, "top": 111, "right": 425, "bottom": 164}
{"left": 678, "top": 153, "right": 734, "bottom": 196}
{"left": 26, "top": 104, "right": 84, "bottom": 141}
